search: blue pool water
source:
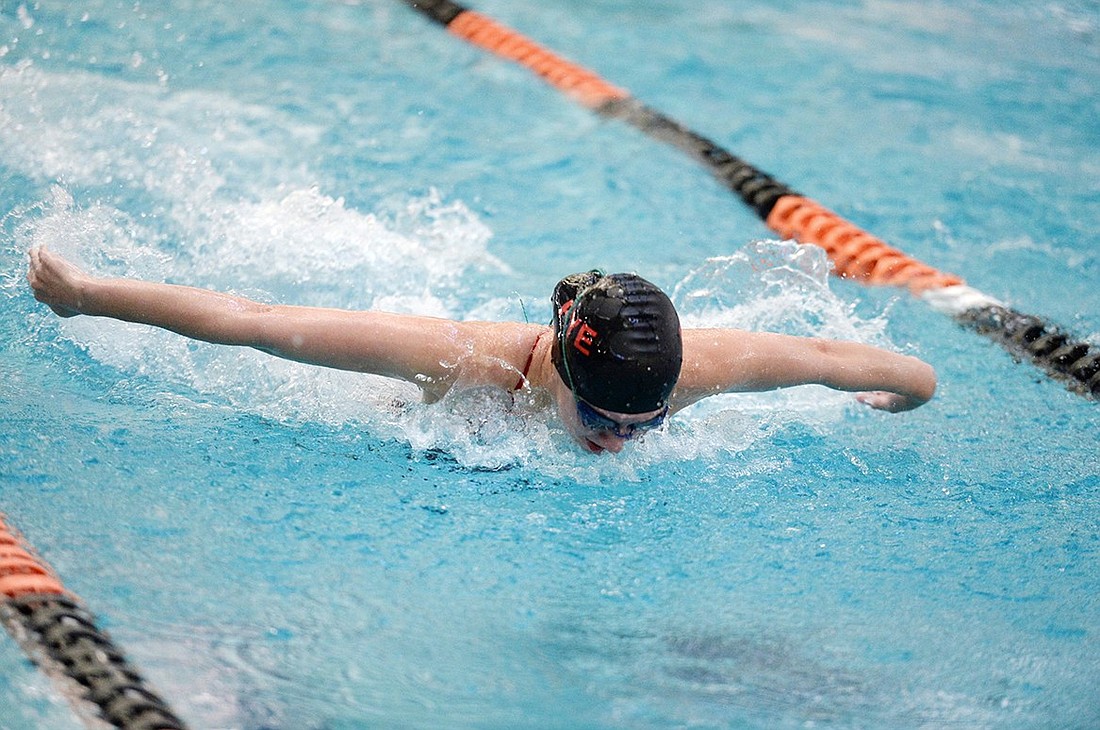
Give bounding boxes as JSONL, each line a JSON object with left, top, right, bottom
{"left": 2, "top": 1, "right": 1099, "bottom": 727}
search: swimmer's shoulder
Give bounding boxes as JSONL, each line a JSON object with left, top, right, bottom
{"left": 459, "top": 321, "right": 548, "bottom": 346}
{"left": 449, "top": 321, "right": 551, "bottom": 384}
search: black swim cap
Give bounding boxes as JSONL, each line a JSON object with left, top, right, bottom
{"left": 551, "top": 272, "right": 682, "bottom": 414}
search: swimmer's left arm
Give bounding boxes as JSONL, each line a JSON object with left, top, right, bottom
{"left": 674, "top": 329, "right": 936, "bottom": 412}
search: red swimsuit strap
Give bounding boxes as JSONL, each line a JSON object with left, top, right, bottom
{"left": 514, "top": 330, "right": 548, "bottom": 391}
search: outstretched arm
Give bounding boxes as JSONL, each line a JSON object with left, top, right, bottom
{"left": 27, "top": 247, "right": 534, "bottom": 400}
{"left": 674, "top": 328, "right": 936, "bottom": 413}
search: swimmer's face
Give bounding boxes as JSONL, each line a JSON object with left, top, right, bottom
{"left": 551, "top": 376, "right": 666, "bottom": 455}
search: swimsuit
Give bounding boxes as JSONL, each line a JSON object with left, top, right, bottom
{"left": 513, "top": 330, "right": 548, "bottom": 391}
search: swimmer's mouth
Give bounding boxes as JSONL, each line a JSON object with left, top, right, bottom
{"left": 584, "top": 439, "right": 606, "bottom": 454}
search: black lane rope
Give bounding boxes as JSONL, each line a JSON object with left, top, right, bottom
{"left": 1, "top": 514, "right": 188, "bottom": 730}
{"left": 401, "top": 0, "right": 1100, "bottom": 399}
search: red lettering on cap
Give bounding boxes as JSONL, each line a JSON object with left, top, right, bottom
{"left": 570, "top": 322, "right": 599, "bottom": 356}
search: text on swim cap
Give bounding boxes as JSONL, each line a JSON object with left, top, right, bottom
{"left": 566, "top": 319, "right": 599, "bottom": 356}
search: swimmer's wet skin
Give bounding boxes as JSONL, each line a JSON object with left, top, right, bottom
{"left": 545, "top": 270, "right": 936, "bottom": 454}
{"left": 26, "top": 247, "right": 936, "bottom": 456}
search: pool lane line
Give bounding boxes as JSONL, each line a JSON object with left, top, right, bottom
{"left": 400, "top": 0, "right": 1100, "bottom": 399}
{"left": 1, "top": 513, "right": 188, "bottom": 730}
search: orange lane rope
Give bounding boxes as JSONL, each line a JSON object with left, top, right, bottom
{"left": 446, "top": 11, "right": 629, "bottom": 108}
{"left": 1, "top": 513, "right": 188, "bottom": 729}
{"left": 0, "top": 514, "right": 67, "bottom": 599}
{"left": 766, "top": 195, "right": 964, "bottom": 294}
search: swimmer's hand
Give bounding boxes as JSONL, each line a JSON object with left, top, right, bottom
{"left": 855, "top": 390, "right": 925, "bottom": 413}
{"left": 27, "top": 247, "right": 91, "bottom": 318}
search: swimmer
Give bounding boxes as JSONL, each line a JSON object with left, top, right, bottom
{"left": 27, "top": 247, "right": 936, "bottom": 455}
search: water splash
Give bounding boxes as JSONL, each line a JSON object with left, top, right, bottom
{"left": 669, "top": 239, "right": 894, "bottom": 424}
{"left": 672, "top": 239, "right": 889, "bottom": 343}
{"left": 3, "top": 63, "right": 898, "bottom": 475}
{"left": 11, "top": 199, "right": 897, "bottom": 474}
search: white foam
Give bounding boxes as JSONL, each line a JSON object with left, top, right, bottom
{"left": 15, "top": 211, "right": 900, "bottom": 474}
{"left": 5, "top": 64, "right": 899, "bottom": 474}
{"left": 2, "top": 63, "right": 514, "bottom": 462}
{"left": 21, "top": 185, "right": 509, "bottom": 426}
{"left": 673, "top": 239, "right": 890, "bottom": 343}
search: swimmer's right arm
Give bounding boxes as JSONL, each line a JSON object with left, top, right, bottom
{"left": 27, "top": 247, "right": 530, "bottom": 399}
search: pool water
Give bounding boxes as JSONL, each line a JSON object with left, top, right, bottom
{"left": 2, "top": 1, "right": 1099, "bottom": 728}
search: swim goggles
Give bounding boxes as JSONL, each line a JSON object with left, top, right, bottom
{"left": 574, "top": 398, "right": 668, "bottom": 439}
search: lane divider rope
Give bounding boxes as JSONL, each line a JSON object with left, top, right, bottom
{"left": 1, "top": 513, "right": 188, "bottom": 730}
{"left": 401, "top": 0, "right": 1100, "bottom": 399}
